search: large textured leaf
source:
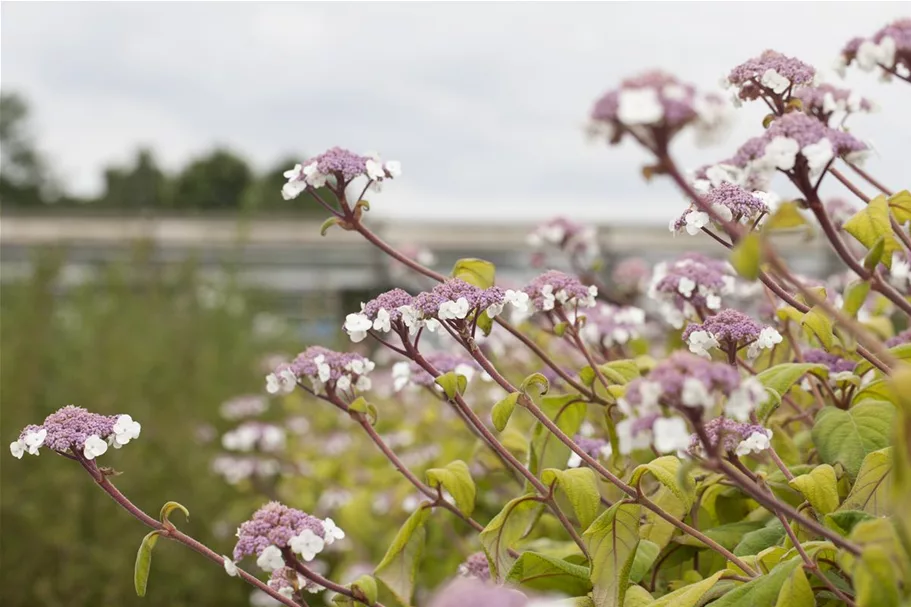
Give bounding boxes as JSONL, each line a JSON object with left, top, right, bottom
{"left": 374, "top": 506, "right": 432, "bottom": 604}
{"left": 631, "top": 456, "right": 695, "bottom": 550}
{"left": 839, "top": 447, "right": 893, "bottom": 515}
{"left": 734, "top": 520, "right": 786, "bottom": 557}
{"left": 711, "top": 557, "right": 801, "bottom": 607}
{"left": 451, "top": 258, "right": 496, "bottom": 289}
{"left": 584, "top": 502, "right": 640, "bottom": 607}
{"left": 788, "top": 464, "right": 840, "bottom": 514}
{"left": 505, "top": 552, "right": 592, "bottom": 596}
{"left": 773, "top": 563, "right": 814, "bottom": 607}
{"left": 647, "top": 571, "right": 725, "bottom": 607}
{"left": 730, "top": 232, "right": 762, "bottom": 280}
{"left": 480, "top": 496, "right": 539, "bottom": 581}
{"left": 426, "top": 460, "right": 476, "bottom": 516}
{"left": 855, "top": 547, "right": 900, "bottom": 607}
{"left": 843, "top": 195, "right": 902, "bottom": 269}
{"left": 811, "top": 401, "right": 894, "bottom": 477}
{"left": 888, "top": 190, "right": 911, "bottom": 224}
{"left": 627, "top": 540, "right": 659, "bottom": 584}
{"left": 543, "top": 467, "right": 601, "bottom": 530}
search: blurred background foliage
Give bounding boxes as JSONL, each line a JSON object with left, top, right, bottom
{"left": 0, "top": 90, "right": 331, "bottom": 214}
{"left": 0, "top": 246, "right": 540, "bottom": 606}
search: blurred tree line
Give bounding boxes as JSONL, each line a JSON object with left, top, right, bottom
{"left": 0, "top": 91, "right": 328, "bottom": 214}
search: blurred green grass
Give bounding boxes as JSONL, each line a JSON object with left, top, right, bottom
{"left": 0, "top": 247, "right": 295, "bottom": 607}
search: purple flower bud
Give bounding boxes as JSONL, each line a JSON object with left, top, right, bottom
{"left": 362, "top": 288, "right": 415, "bottom": 322}
{"left": 671, "top": 183, "right": 771, "bottom": 234}
{"left": 458, "top": 552, "right": 491, "bottom": 581}
{"left": 309, "top": 147, "right": 370, "bottom": 182}
{"left": 802, "top": 348, "right": 856, "bottom": 375}
{"left": 682, "top": 309, "right": 763, "bottom": 353}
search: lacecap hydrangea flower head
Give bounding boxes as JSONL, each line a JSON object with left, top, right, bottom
{"left": 590, "top": 70, "right": 733, "bottom": 147}
{"left": 725, "top": 50, "right": 816, "bottom": 105}
{"left": 527, "top": 216, "right": 600, "bottom": 270}
{"left": 615, "top": 352, "right": 769, "bottom": 455}
{"left": 793, "top": 83, "right": 875, "bottom": 125}
{"left": 683, "top": 308, "right": 782, "bottom": 360}
{"left": 281, "top": 147, "right": 401, "bottom": 201}
{"left": 838, "top": 19, "right": 910, "bottom": 79}
{"left": 523, "top": 270, "right": 597, "bottom": 314}
{"left": 265, "top": 346, "right": 375, "bottom": 396}
{"left": 671, "top": 182, "right": 773, "bottom": 236}
{"left": 232, "top": 501, "right": 345, "bottom": 572}
{"left": 10, "top": 405, "right": 141, "bottom": 460}
{"left": 648, "top": 253, "right": 735, "bottom": 327}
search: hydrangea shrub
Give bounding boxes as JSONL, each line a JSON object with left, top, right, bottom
{"left": 12, "top": 18, "right": 911, "bottom": 607}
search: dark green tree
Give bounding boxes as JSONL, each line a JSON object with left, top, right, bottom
{"left": 97, "top": 148, "right": 170, "bottom": 209}
{"left": 0, "top": 91, "right": 52, "bottom": 207}
{"left": 170, "top": 149, "right": 252, "bottom": 210}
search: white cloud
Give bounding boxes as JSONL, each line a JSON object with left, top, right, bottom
{"left": 1, "top": 2, "right": 907, "bottom": 221}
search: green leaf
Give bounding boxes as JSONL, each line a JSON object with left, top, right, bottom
{"left": 863, "top": 236, "right": 886, "bottom": 272}
{"left": 320, "top": 216, "right": 340, "bottom": 236}
{"left": 333, "top": 575, "right": 379, "bottom": 606}
{"left": 598, "top": 360, "right": 641, "bottom": 385}
{"left": 812, "top": 402, "right": 895, "bottom": 477}
{"left": 888, "top": 190, "right": 911, "bottom": 224}
{"left": 584, "top": 502, "right": 640, "bottom": 607}
{"left": 710, "top": 557, "right": 801, "bottom": 607}
{"left": 756, "top": 363, "right": 827, "bottom": 407}
{"left": 647, "top": 571, "right": 725, "bottom": 607}
{"left": 623, "top": 585, "right": 653, "bottom": 607}
{"left": 734, "top": 520, "right": 786, "bottom": 557}
{"left": 703, "top": 521, "right": 766, "bottom": 551}
{"left": 134, "top": 530, "right": 160, "bottom": 597}
{"left": 843, "top": 195, "right": 901, "bottom": 269}
{"left": 630, "top": 456, "right": 695, "bottom": 512}
{"left": 477, "top": 309, "right": 494, "bottom": 335}
{"left": 492, "top": 392, "right": 520, "bottom": 432}
{"left": 824, "top": 510, "right": 874, "bottom": 536}
{"left": 542, "top": 468, "right": 601, "bottom": 530}
{"left": 855, "top": 547, "right": 900, "bottom": 607}
{"left": 480, "top": 496, "right": 539, "bottom": 581}
{"left": 839, "top": 447, "right": 892, "bottom": 515}
{"left": 374, "top": 506, "right": 431, "bottom": 605}
{"left": 843, "top": 280, "right": 872, "bottom": 317}
{"left": 434, "top": 371, "right": 468, "bottom": 400}
{"left": 521, "top": 372, "right": 550, "bottom": 396}
{"left": 630, "top": 456, "right": 695, "bottom": 550}
{"left": 763, "top": 202, "right": 810, "bottom": 232}
{"left": 426, "top": 460, "right": 476, "bottom": 516}
{"left": 855, "top": 343, "right": 911, "bottom": 377}
{"left": 730, "top": 232, "right": 762, "bottom": 281}
{"left": 529, "top": 394, "right": 586, "bottom": 478}
{"left": 452, "top": 258, "right": 496, "bottom": 289}
{"left": 801, "top": 306, "right": 835, "bottom": 350}
{"left": 788, "top": 464, "right": 840, "bottom": 514}
{"left": 628, "top": 540, "right": 659, "bottom": 584}
{"left": 505, "top": 552, "right": 592, "bottom": 596}
{"left": 159, "top": 501, "right": 189, "bottom": 525}
{"left": 349, "top": 396, "right": 378, "bottom": 425}
{"left": 774, "top": 563, "right": 814, "bottom": 607}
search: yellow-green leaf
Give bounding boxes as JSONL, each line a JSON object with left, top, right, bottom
{"left": 800, "top": 306, "right": 835, "bottom": 350}
{"left": 730, "top": 232, "right": 762, "bottom": 280}
{"left": 788, "top": 464, "right": 840, "bottom": 514}
{"left": 843, "top": 280, "right": 872, "bottom": 317}
{"left": 543, "top": 467, "right": 601, "bottom": 530}
{"left": 843, "top": 195, "right": 901, "bottom": 269}
{"left": 839, "top": 447, "right": 893, "bottom": 515}
{"left": 434, "top": 371, "right": 468, "bottom": 400}
{"left": 492, "top": 392, "right": 520, "bottom": 432}
{"left": 374, "top": 506, "right": 431, "bottom": 605}
{"left": 505, "top": 552, "right": 592, "bottom": 596}
{"left": 887, "top": 190, "right": 911, "bottom": 224}
{"left": 764, "top": 202, "right": 810, "bottom": 232}
{"left": 480, "top": 496, "right": 539, "bottom": 581}
{"left": 452, "top": 258, "right": 496, "bottom": 289}
{"left": 855, "top": 547, "right": 900, "bottom": 607}
{"left": 521, "top": 372, "right": 550, "bottom": 396}
{"left": 584, "top": 502, "right": 640, "bottom": 607}
{"left": 774, "top": 563, "right": 814, "bottom": 607}
{"left": 426, "top": 460, "right": 476, "bottom": 517}
{"left": 320, "top": 216, "right": 340, "bottom": 236}
{"left": 647, "top": 571, "right": 725, "bottom": 607}
{"left": 812, "top": 402, "right": 894, "bottom": 477}
{"left": 159, "top": 501, "right": 189, "bottom": 526}
{"left": 134, "top": 530, "right": 160, "bottom": 597}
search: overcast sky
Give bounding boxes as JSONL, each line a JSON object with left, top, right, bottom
{"left": 1, "top": 2, "right": 908, "bottom": 222}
